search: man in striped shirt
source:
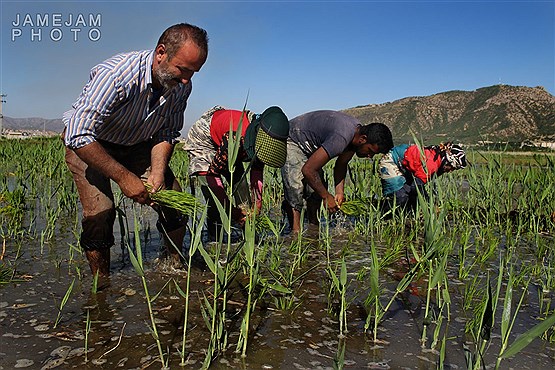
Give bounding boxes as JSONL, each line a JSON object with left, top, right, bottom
{"left": 63, "top": 23, "right": 208, "bottom": 277}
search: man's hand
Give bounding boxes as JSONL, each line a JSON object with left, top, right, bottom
{"left": 323, "top": 193, "right": 339, "bottom": 213}
{"left": 146, "top": 171, "right": 166, "bottom": 193}
{"left": 334, "top": 192, "right": 345, "bottom": 207}
{"left": 74, "top": 142, "right": 151, "bottom": 204}
{"left": 118, "top": 172, "right": 150, "bottom": 204}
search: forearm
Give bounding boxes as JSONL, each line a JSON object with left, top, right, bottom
{"left": 333, "top": 152, "right": 352, "bottom": 199}
{"left": 302, "top": 147, "right": 339, "bottom": 212}
{"left": 150, "top": 141, "right": 174, "bottom": 178}
{"left": 303, "top": 167, "right": 330, "bottom": 199}
{"left": 74, "top": 141, "right": 149, "bottom": 204}
{"left": 250, "top": 168, "right": 264, "bottom": 210}
{"left": 304, "top": 167, "right": 339, "bottom": 212}
{"left": 75, "top": 141, "right": 131, "bottom": 182}
{"left": 302, "top": 147, "right": 332, "bottom": 199}
{"left": 333, "top": 167, "right": 347, "bottom": 197}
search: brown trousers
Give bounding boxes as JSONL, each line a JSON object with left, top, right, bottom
{"left": 64, "top": 139, "right": 184, "bottom": 251}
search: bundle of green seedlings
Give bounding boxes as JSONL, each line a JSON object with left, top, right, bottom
{"left": 255, "top": 214, "right": 275, "bottom": 232}
{"left": 339, "top": 197, "right": 374, "bottom": 216}
{"left": 145, "top": 184, "right": 204, "bottom": 216}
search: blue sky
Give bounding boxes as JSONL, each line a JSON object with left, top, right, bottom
{"left": 1, "top": 0, "right": 553, "bottom": 132}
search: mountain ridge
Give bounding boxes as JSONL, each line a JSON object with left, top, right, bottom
{"left": 2, "top": 116, "right": 65, "bottom": 134}
{"left": 343, "top": 84, "right": 555, "bottom": 143}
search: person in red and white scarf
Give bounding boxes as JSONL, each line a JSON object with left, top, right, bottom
{"left": 379, "top": 142, "right": 467, "bottom": 213}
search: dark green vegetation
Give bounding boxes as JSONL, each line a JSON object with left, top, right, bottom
{"left": 0, "top": 137, "right": 554, "bottom": 369}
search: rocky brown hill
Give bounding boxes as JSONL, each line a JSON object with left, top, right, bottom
{"left": 344, "top": 85, "right": 555, "bottom": 144}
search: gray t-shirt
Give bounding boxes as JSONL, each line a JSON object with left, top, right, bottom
{"left": 289, "top": 110, "right": 360, "bottom": 158}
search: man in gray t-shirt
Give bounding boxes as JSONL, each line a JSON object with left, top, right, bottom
{"left": 281, "top": 110, "right": 393, "bottom": 233}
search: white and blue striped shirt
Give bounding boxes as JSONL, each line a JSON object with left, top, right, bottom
{"left": 63, "top": 50, "right": 191, "bottom": 149}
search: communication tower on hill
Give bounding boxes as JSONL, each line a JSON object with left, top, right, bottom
{"left": 0, "top": 94, "right": 7, "bottom": 136}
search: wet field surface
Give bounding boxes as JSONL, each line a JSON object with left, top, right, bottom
{"left": 0, "top": 213, "right": 553, "bottom": 370}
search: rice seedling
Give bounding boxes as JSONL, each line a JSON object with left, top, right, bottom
{"left": 464, "top": 254, "right": 514, "bottom": 370}
{"left": 91, "top": 271, "right": 99, "bottom": 294}
{"left": 197, "top": 116, "right": 247, "bottom": 368}
{"left": 462, "top": 274, "right": 482, "bottom": 312}
{"left": 126, "top": 206, "right": 168, "bottom": 368}
{"left": 464, "top": 275, "right": 493, "bottom": 370}
{"left": 0, "top": 260, "right": 15, "bottom": 284}
{"left": 410, "top": 162, "right": 452, "bottom": 348}
{"left": 236, "top": 212, "right": 261, "bottom": 357}
{"left": 174, "top": 204, "right": 207, "bottom": 366}
{"left": 339, "top": 197, "right": 372, "bottom": 216}
{"left": 253, "top": 218, "right": 296, "bottom": 314}
{"left": 498, "top": 313, "right": 555, "bottom": 363}
{"left": 54, "top": 278, "right": 75, "bottom": 328}
{"left": 428, "top": 254, "right": 452, "bottom": 350}
{"left": 364, "top": 239, "right": 426, "bottom": 343}
{"left": 255, "top": 214, "right": 281, "bottom": 237}
{"left": 363, "top": 239, "right": 384, "bottom": 343}
{"left": 438, "top": 331, "right": 447, "bottom": 369}
{"left": 265, "top": 245, "right": 314, "bottom": 312}
{"left": 0, "top": 187, "right": 26, "bottom": 238}
{"left": 169, "top": 146, "right": 191, "bottom": 187}
{"left": 457, "top": 223, "right": 476, "bottom": 280}
{"left": 333, "top": 338, "right": 346, "bottom": 370}
{"left": 326, "top": 256, "right": 349, "bottom": 338}
{"left": 495, "top": 267, "right": 530, "bottom": 369}
{"left": 84, "top": 309, "right": 91, "bottom": 363}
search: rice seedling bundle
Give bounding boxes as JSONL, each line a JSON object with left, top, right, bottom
{"left": 146, "top": 185, "right": 204, "bottom": 216}
{"left": 255, "top": 214, "right": 274, "bottom": 232}
{"left": 340, "top": 197, "right": 373, "bottom": 216}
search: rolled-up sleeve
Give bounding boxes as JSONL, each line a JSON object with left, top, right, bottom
{"left": 64, "top": 67, "right": 120, "bottom": 149}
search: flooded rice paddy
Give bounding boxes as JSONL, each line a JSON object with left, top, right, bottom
{"left": 1, "top": 139, "right": 554, "bottom": 369}
{"left": 1, "top": 213, "right": 553, "bottom": 369}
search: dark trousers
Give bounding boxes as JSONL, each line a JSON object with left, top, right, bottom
{"left": 382, "top": 177, "right": 427, "bottom": 214}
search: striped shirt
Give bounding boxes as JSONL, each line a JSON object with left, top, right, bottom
{"left": 63, "top": 50, "right": 191, "bottom": 149}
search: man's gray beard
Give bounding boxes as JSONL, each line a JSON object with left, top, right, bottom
{"left": 154, "top": 66, "right": 176, "bottom": 90}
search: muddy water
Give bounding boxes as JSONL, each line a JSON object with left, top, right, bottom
{"left": 0, "top": 213, "right": 554, "bottom": 369}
